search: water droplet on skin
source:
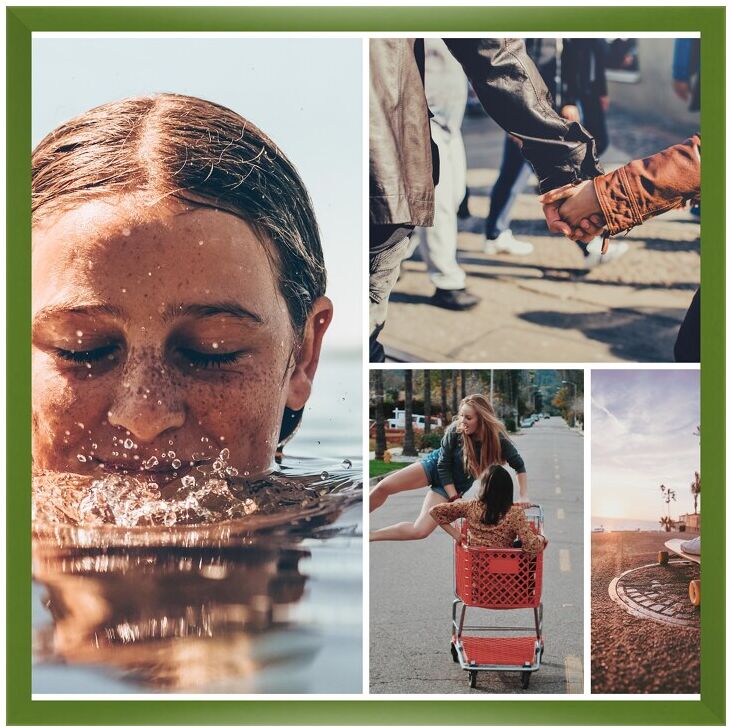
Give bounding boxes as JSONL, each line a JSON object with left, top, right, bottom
{"left": 144, "top": 456, "right": 158, "bottom": 469}
{"left": 64, "top": 430, "right": 71, "bottom": 436}
{"left": 168, "top": 451, "right": 175, "bottom": 459}
{"left": 225, "top": 466, "right": 238, "bottom": 477}
{"left": 219, "top": 436, "right": 225, "bottom": 441}
{"left": 171, "top": 459, "right": 181, "bottom": 469}
{"left": 76, "top": 330, "right": 84, "bottom": 337}
{"left": 77, "top": 454, "right": 87, "bottom": 462}
{"left": 121, "top": 288, "right": 127, "bottom": 293}
{"left": 121, "top": 228, "right": 131, "bottom": 237}
{"left": 91, "top": 443, "right": 98, "bottom": 450}
{"left": 211, "top": 342, "right": 219, "bottom": 349}
{"left": 341, "top": 459, "right": 352, "bottom": 469}
{"left": 157, "top": 400, "right": 163, "bottom": 406}
{"left": 198, "top": 240, "right": 204, "bottom": 246}
{"left": 181, "top": 475, "right": 195, "bottom": 488}
{"left": 220, "top": 448, "right": 230, "bottom": 461}
{"left": 124, "top": 439, "right": 134, "bottom": 449}
{"left": 164, "top": 511, "right": 177, "bottom": 527}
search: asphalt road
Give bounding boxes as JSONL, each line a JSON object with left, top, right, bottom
{"left": 369, "top": 417, "right": 584, "bottom": 694}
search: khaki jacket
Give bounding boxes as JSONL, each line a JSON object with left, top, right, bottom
{"left": 595, "top": 134, "right": 701, "bottom": 236}
{"left": 370, "top": 38, "right": 603, "bottom": 226}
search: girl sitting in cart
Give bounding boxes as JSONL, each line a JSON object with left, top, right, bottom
{"left": 429, "top": 466, "right": 546, "bottom": 552}
{"left": 370, "top": 394, "right": 529, "bottom": 542}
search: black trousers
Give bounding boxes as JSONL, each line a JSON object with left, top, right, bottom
{"left": 674, "top": 288, "right": 700, "bottom": 363}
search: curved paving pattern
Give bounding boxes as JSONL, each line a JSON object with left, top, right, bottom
{"left": 608, "top": 560, "right": 700, "bottom": 629}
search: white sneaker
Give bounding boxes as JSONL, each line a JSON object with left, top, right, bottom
{"left": 484, "top": 230, "right": 534, "bottom": 256}
{"left": 680, "top": 537, "right": 701, "bottom": 556}
{"left": 582, "top": 237, "right": 629, "bottom": 269}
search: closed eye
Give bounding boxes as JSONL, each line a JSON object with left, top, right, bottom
{"left": 55, "top": 344, "right": 120, "bottom": 363}
{"left": 177, "top": 348, "right": 247, "bottom": 369}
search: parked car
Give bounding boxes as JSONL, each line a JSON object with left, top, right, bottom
{"left": 520, "top": 417, "right": 534, "bottom": 428}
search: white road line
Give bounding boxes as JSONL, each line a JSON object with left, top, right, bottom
{"left": 557, "top": 508, "right": 565, "bottom": 520}
{"left": 559, "top": 548, "right": 571, "bottom": 572}
{"left": 564, "top": 655, "right": 584, "bottom": 693}
{"left": 555, "top": 486, "right": 562, "bottom": 495}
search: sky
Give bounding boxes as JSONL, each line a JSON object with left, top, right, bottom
{"left": 32, "top": 36, "right": 363, "bottom": 352}
{"left": 591, "top": 369, "right": 700, "bottom": 523}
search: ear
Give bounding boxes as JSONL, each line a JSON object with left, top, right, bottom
{"left": 286, "top": 296, "right": 333, "bottom": 412}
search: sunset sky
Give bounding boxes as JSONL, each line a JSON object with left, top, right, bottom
{"left": 592, "top": 370, "right": 700, "bottom": 523}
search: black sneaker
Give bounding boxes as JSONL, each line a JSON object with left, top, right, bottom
{"left": 430, "top": 288, "right": 480, "bottom": 311}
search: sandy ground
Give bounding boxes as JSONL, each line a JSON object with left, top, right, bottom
{"left": 591, "top": 531, "right": 700, "bottom": 694}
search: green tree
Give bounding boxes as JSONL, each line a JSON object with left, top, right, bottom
{"left": 423, "top": 369, "right": 431, "bottom": 435}
{"left": 403, "top": 370, "right": 417, "bottom": 456}
{"left": 373, "top": 370, "right": 386, "bottom": 461}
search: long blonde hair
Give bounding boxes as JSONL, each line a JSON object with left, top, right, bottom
{"left": 459, "top": 394, "right": 510, "bottom": 479}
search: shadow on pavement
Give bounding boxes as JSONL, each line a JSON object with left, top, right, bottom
{"left": 520, "top": 307, "right": 684, "bottom": 362}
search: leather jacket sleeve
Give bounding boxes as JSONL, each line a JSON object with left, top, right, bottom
{"left": 594, "top": 134, "right": 701, "bottom": 235}
{"left": 443, "top": 38, "right": 603, "bottom": 192}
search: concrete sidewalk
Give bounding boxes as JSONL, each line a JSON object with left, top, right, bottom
{"left": 382, "top": 109, "right": 700, "bottom": 363}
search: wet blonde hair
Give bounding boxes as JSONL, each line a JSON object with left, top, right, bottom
{"left": 459, "top": 394, "right": 510, "bottom": 479}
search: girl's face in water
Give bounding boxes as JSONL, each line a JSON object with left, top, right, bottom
{"left": 457, "top": 404, "right": 479, "bottom": 436}
{"left": 32, "top": 196, "right": 331, "bottom": 483}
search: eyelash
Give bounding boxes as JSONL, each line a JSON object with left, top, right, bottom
{"left": 54, "top": 346, "right": 246, "bottom": 369}
{"left": 55, "top": 344, "right": 119, "bottom": 363}
{"left": 178, "top": 349, "right": 246, "bottom": 369}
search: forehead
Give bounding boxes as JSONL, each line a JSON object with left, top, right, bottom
{"left": 32, "top": 197, "right": 286, "bottom": 320}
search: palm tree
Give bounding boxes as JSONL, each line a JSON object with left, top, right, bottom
{"left": 690, "top": 471, "right": 701, "bottom": 514}
{"left": 440, "top": 371, "right": 448, "bottom": 423}
{"left": 659, "top": 484, "right": 677, "bottom": 521}
{"left": 451, "top": 370, "right": 458, "bottom": 417}
{"left": 423, "top": 369, "right": 431, "bottom": 435}
{"left": 373, "top": 370, "right": 386, "bottom": 461}
{"left": 403, "top": 370, "right": 417, "bottom": 456}
{"left": 659, "top": 515, "right": 674, "bottom": 532}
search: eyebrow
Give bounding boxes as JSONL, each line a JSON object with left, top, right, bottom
{"left": 33, "top": 303, "right": 128, "bottom": 327}
{"left": 163, "top": 302, "right": 264, "bottom": 325}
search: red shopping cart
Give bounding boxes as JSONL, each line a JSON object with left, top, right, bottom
{"left": 450, "top": 504, "right": 544, "bottom": 689}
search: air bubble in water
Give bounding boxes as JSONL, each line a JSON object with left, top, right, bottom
{"left": 167, "top": 451, "right": 175, "bottom": 459}
{"left": 144, "top": 456, "right": 158, "bottom": 469}
{"left": 123, "top": 439, "right": 134, "bottom": 449}
{"left": 320, "top": 471, "right": 328, "bottom": 480}
{"left": 225, "top": 466, "right": 238, "bottom": 477}
{"left": 164, "top": 510, "right": 177, "bottom": 527}
{"left": 181, "top": 475, "right": 195, "bottom": 488}
{"left": 77, "top": 454, "right": 87, "bottom": 462}
{"left": 220, "top": 448, "right": 230, "bottom": 461}
{"left": 171, "top": 459, "right": 181, "bottom": 469}
{"left": 341, "top": 459, "right": 352, "bottom": 470}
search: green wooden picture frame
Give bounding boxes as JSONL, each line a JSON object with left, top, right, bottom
{"left": 7, "top": 5, "right": 724, "bottom": 725}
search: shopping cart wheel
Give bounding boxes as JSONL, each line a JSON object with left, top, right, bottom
{"left": 689, "top": 579, "right": 701, "bottom": 607}
{"left": 521, "top": 671, "right": 531, "bottom": 690}
{"left": 450, "top": 644, "right": 459, "bottom": 663}
{"left": 468, "top": 670, "right": 477, "bottom": 688}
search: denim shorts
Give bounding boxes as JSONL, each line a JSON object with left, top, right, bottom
{"left": 420, "top": 449, "right": 471, "bottom": 498}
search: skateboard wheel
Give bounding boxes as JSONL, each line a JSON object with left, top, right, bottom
{"left": 658, "top": 550, "right": 669, "bottom": 565}
{"left": 689, "top": 579, "right": 701, "bottom": 607}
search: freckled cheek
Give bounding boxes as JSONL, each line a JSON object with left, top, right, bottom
{"left": 186, "top": 363, "right": 289, "bottom": 472}
{"left": 32, "top": 360, "right": 112, "bottom": 466}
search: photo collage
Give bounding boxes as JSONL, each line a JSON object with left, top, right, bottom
{"left": 20, "top": 15, "right": 712, "bottom": 718}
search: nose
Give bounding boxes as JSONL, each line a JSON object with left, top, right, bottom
{"left": 107, "top": 356, "right": 186, "bottom": 443}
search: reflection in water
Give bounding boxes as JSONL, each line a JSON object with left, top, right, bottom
{"left": 32, "top": 457, "right": 362, "bottom": 693}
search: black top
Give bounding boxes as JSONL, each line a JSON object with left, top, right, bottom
{"left": 436, "top": 422, "right": 526, "bottom": 489}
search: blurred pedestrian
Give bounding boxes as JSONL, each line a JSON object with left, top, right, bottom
{"left": 485, "top": 38, "right": 626, "bottom": 269}
{"left": 414, "top": 39, "right": 480, "bottom": 311}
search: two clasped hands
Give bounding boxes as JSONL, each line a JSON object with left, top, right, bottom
{"left": 539, "top": 179, "right": 607, "bottom": 244}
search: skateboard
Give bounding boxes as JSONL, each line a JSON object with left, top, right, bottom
{"left": 658, "top": 538, "right": 701, "bottom": 607}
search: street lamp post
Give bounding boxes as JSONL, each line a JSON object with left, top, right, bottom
{"left": 562, "top": 380, "right": 577, "bottom": 429}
